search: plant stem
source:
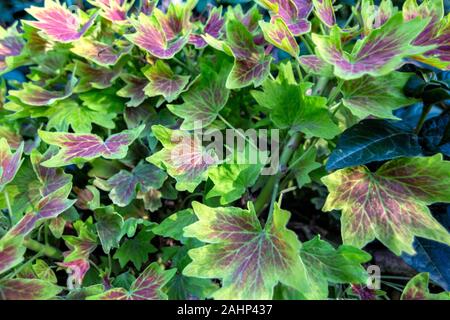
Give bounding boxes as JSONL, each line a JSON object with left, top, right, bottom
{"left": 254, "top": 133, "right": 302, "bottom": 216}
{"left": 218, "top": 114, "right": 259, "bottom": 150}
{"left": 23, "top": 238, "right": 63, "bottom": 260}
{"left": 299, "top": 35, "right": 314, "bottom": 55}
{"left": 415, "top": 104, "right": 432, "bottom": 134}
{"left": 294, "top": 57, "right": 304, "bottom": 81}
{"left": 3, "top": 189, "right": 12, "bottom": 222}
{"left": 327, "top": 78, "right": 344, "bottom": 104}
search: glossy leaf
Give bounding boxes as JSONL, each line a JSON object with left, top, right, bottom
{"left": 326, "top": 119, "right": 422, "bottom": 171}
{"left": 322, "top": 154, "right": 450, "bottom": 255}
{"left": 114, "top": 228, "right": 157, "bottom": 269}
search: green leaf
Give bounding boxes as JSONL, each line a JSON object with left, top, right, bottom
{"left": 251, "top": 74, "right": 340, "bottom": 138}
{"left": 207, "top": 163, "right": 263, "bottom": 205}
{"left": 114, "top": 228, "right": 157, "bottom": 270}
{"left": 341, "top": 72, "right": 418, "bottom": 119}
{"left": 167, "top": 62, "right": 230, "bottom": 130}
{"left": 322, "top": 154, "right": 450, "bottom": 255}
{"left": 289, "top": 146, "right": 322, "bottom": 188}
{"left": 401, "top": 273, "right": 450, "bottom": 300}
{"left": 299, "top": 236, "right": 371, "bottom": 299}
{"left": 183, "top": 201, "right": 316, "bottom": 299}
{"left": 94, "top": 207, "right": 124, "bottom": 254}
{"left": 46, "top": 100, "right": 116, "bottom": 133}
{"left": 32, "top": 259, "right": 57, "bottom": 284}
{"left": 153, "top": 209, "right": 197, "bottom": 243}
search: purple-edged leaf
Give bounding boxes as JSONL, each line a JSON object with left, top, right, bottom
{"left": 0, "top": 138, "right": 24, "bottom": 191}
{"left": 74, "top": 60, "right": 121, "bottom": 92}
{"left": 30, "top": 149, "right": 72, "bottom": 196}
{"left": 401, "top": 273, "right": 450, "bottom": 300}
{"left": 88, "top": 262, "right": 176, "bottom": 300}
{"left": 0, "top": 279, "right": 61, "bottom": 300}
{"left": 71, "top": 38, "right": 132, "bottom": 67}
{"left": 298, "top": 54, "right": 333, "bottom": 76}
{"left": 25, "top": 0, "right": 97, "bottom": 43}
{"left": 260, "top": 18, "right": 299, "bottom": 58}
{"left": 88, "top": 0, "right": 129, "bottom": 22}
{"left": 126, "top": 13, "right": 190, "bottom": 59}
{"left": 6, "top": 184, "right": 75, "bottom": 238}
{"left": 183, "top": 202, "right": 316, "bottom": 299}
{"left": 205, "top": 18, "right": 271, "bottom": 89}
{"left": 61, "top": 218, "right": 98, "bottom": 285}
{"left": 257, "top": 0, "right": 313, "bottom": 35}
{"left": 8, "top": 75, "right": 77, "bottom": 106}
{"left": 0, "top": 237, "right": 26, "bottom": 275}
{"left": 57, "top": 258, "right": 90, "bottom": 287}
{"left": 147, "top": 125, "right": 217, "bottom": 192}
{"left": 0, "top": 24, "right": 25, "bottom": 72}
{"left": 312, "top": 14, "right": 431, "bottom": 79}
{"left": 312, "top": 0, "right": 336, "bottom": 27}
{"left": 403, "top": 0, "right": 450, "bottom": 70}
{"left": 361, "top": 0, "right": 394, "bottom": 35}
{"left": 38, "top": 125, "right": 144, "bottom": 167}
{"left": 94, "top": 206, "right": 124, "bottom": 253}
{"left": 117, "top": 74, "right": 149, "bottom": 107}
{"left": 143, "top": 61, "right": 190, "bottom": 102}
{"left": 322, "top": 154, "right": 450, "bottom": 255}
{"left": 167, "top": 62, "right": 230, "bottom": 129}
{"left": 189, "top": 6, "right": 224, "bottom": 48}
{"left": 106, "top": 162, "right": 167, "bottom": 207}
{"left": 341, "top": 72, "right": 419, "bottom": 119}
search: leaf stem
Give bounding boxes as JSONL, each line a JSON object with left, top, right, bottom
{"left": 255, "top": 133, "right": 302, "bottom": 216}
{"left": 294, "top": 57, "right": 304, "bottom": 82}
{"left": 415, "top": 103, "right": 432, "bottom": 134}
{"left": 300, "top": 35, "right": 314, "bottom": 55}
{"left": 218, "top": 114, "right": 259, "bottom": 150}
{"left": 327, "top": 78, "right": 344, "bottom": 104}
{"left": 3, "top": 189, "right": 12, "bottom": 223}
{"left": 6, "top": 250, "right": 43, "bottom": 279}
{"left": 23, "top": 238, "right": 63, "bottom": 260}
